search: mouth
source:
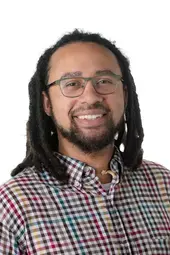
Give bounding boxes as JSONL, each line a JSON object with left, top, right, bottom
{"left": 73, "top": 113, "right": 108, "bottom": 128}
{"left": 76, "top": 114, "right": 106, "bottom": 120}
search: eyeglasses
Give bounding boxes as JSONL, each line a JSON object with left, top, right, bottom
{"left": 46, "top": 72, "right": 123, "bottom": 98}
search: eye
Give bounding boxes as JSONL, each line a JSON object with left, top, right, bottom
{"left": 65, "top": 82, "right": 77, "bottom": 87}
{"left": 97, "top": 78, "right": 113, "bottom": 85}
{"left": 64, "top": 80, "right": 81, "bottom": 87}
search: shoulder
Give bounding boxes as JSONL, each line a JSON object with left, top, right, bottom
{"left": 0, "top": 166, "right": 58, "bottom": 203}
{"left": 0, "top": 167, "right": 45, "bottom": 223}
{"left": 141, "top": 159, "right": 170, "bottom": 176}
{"left": 0, "top": 166, "right": 41, "bottom": 198}
{"left": 121, "top": 160, "right": 170, "bottom": 202}
{"left": 0, "top": 167, "right": 36, "bottom": 211}
{"left": 135, "top": 159, "right": 170, "bottom": 189}
{"left": 123, "top": 159, "right": 170, "bottom": 189}
{"left": 0, "top": 166, "right": 62, "bottom": 215}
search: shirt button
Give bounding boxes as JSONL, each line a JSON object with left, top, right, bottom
{"left": 74, "top": 181, "right": 80, "bottom": 187}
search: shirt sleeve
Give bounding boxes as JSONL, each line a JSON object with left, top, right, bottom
{"left": 0, "top": 183, "right": 26, "bottom": 254}
{"left": 0, "top": 222, "right": 23, "bottom": 254}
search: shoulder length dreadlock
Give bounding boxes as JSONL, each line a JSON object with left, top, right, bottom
{"left": 11, "top": 29, "right": 144, "bottom": 184}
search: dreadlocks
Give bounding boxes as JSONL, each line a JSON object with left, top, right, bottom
{"left": 11, "top": 29, "right": 144, "bottom": 184}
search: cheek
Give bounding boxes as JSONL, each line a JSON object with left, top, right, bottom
{"left": 50, "top": 91, "right": 75, "bottom": 127}
{"left": 107, "top": 94, "right": 125, "bottom": 121}
{"left": 53, "top": 101, "right": 70, "bottom": 125}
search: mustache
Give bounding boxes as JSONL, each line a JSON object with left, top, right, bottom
{"left": 71, "top": 102, "right": 110, "bottom": 116}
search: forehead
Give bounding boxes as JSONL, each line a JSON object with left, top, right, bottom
{"left": 48, "top": 42, "right": 121, "bottom": 80}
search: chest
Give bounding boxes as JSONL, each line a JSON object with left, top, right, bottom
{"left": 23, "top": 186, "right": 170, "bottom": 254}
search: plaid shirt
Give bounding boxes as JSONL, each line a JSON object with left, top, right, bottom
{"left": 0, "top": 148, "right": 170, "bottom": 254}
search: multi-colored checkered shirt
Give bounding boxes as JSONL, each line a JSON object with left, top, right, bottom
{"left": 0, "top": 148, "right": 170, "bottom": 254}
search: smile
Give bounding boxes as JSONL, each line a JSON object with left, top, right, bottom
{"left": 77, "top": 114, "right": 104, "bottom": 120}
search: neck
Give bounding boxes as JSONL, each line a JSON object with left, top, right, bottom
{"left": 58, "top": 138, "right": 114, "bottom": 184}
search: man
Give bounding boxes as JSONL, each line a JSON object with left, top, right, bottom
{"left": 0, "top": 29, "right": 170, "bottom": 254}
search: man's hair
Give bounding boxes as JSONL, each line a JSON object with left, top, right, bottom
{"left": 11, "top": 29, "right": 144, "bottom": 184}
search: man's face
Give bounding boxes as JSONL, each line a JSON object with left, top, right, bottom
{"left": 43, "top": 42, "right": 126, "bottom": 153}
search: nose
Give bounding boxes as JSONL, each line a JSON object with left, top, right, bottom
{"left": 79, "top": 80, "right": 103, "bottom": 104}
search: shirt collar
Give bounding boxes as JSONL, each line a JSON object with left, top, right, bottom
{"left": 54, "top": 146, "right": 124, "bottom": 189}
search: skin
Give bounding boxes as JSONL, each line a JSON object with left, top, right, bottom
{"left": 42, "top": 42, "right": 127, "bottom": 184}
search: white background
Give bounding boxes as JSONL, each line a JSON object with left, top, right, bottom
{"left": 0, "top": 0, "right": 169, "bottom": 184}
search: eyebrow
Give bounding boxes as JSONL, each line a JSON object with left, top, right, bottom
{"left": 61, "top": 72, "right": 82, "bottom": 79}
{"left": 60, "top": 69, "right": 120, "bottom": 79}
{"left": 95, "top": 69, "right": 119, "bottom": 76}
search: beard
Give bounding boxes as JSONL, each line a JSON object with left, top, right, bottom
{"left": 51, "top": 110, "right": 123, "bottom": 154}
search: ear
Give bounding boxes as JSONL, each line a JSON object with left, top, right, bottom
{"left": 42, "top": 91, "right": 52, "bottom": 116}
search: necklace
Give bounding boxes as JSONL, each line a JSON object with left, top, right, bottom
{"left": 101, "top": 170, "right": 116, "bottom": 178}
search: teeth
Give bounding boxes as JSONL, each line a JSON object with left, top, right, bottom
{"left": 78, "top": 114, "right": 103, "bottom": 120}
